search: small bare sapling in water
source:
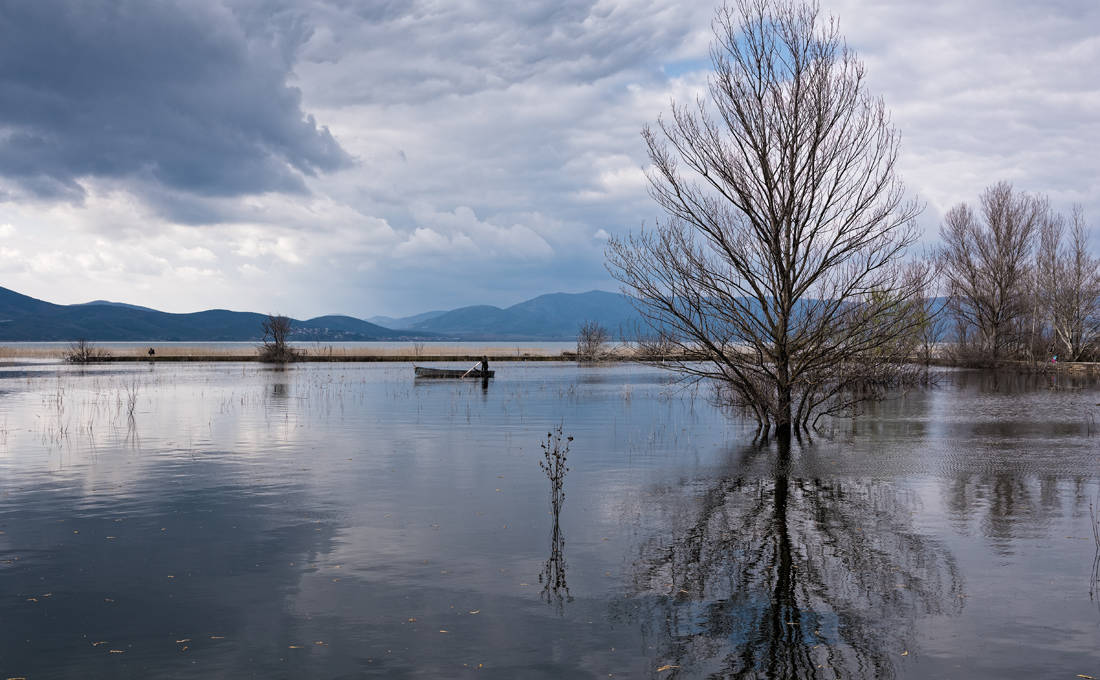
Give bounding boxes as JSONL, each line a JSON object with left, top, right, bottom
{"left": 539, "top": 425, "right": 572, "bottom": 496}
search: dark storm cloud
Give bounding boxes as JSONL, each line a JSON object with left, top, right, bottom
{"left": 0, "top": 1, "right": 351, "bottom": 201}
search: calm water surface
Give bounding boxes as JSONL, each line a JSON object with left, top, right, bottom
{"left": 0, "top": 362, "right": 1097, "bottom": 678}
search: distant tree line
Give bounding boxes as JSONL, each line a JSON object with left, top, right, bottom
{"left": 938, "top": 182, "right": 1100, "bottom": 363}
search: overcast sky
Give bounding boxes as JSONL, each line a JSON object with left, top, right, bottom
{"left": 0, "top": 0, "right": 1096, "bottom": 318}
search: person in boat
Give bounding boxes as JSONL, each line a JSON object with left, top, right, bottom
{"left": 480, "top": 355, "right": 489, "bottom": 375}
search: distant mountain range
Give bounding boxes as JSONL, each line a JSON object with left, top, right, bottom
{"left": 0, "top": 285, "right": 946, "bottom": 343}
{"left": 367, "top": 309, "right": 448, "bottom": 328}
{"left": 0, "top": 286, "right": 643, "bottom": 342}
{"left": 0, "top": 286, "right": 429, "bottom": 342}
{"left": 369, "top": 290, "right": 643, "bottom": 340}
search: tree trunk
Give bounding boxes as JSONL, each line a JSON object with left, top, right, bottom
{"left": 775, "top": 373, "right": 793, "bottom": 439}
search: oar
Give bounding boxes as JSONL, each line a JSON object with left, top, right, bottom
{"left": 460, "top": 361, "right": 481, "bottom": 378}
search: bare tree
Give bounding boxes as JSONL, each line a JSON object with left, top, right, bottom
{"left": 632, "top": 325, "right": 679, "bottom": 361}
{"left": 1040, "top": 205, "right": 1100, "bottom": 360}
{"left": 607, "top": 0, "right": 924, "bottom": 438}
{"left": 1033, "top": 212, "right": 1062, "bottom": 360}
{"left": 259, "top": 314, "right": 301, "bottom": 362}
{"left": 938, "top": 182, "right": 1046, "bottom": 360}
{"left": 576, "top": 320, "right": 609, "bottom": 361}
{"left": 65, "top": 338, "right": 110, "bottom": 363}
{"left": 912, "top": 258, "right": 946, "bottom": 364}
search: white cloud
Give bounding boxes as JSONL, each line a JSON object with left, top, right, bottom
{"left": 823, "top": 0, "right": 1100, "bottom": 224}
{"left": 179, "top": 246, "right": 218, "bottom": 263}
{"left": 392, "top": 227, "right": 477, "bottom": 259}
{"left": 0, "top": 0, "right": 1094, "bottom": 317}
{"left": 233, "top": 232, "right": 304, "bottom": 264}
{"left": 401, "top": 205, "right": 554, "bottom": 260}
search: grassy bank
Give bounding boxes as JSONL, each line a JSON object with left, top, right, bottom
{"left": 924, "top": 356, "right": 1100, "bottom": 375}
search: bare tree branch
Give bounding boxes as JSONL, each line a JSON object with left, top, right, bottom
{"left": 607, "top": 0, "right": 926, "bottom": 436}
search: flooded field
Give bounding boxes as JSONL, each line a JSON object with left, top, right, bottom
{"left": 0, "top": 361, "right": 1097, "bottom": 678}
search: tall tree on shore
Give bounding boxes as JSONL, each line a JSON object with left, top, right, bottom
{"left": 1038, "top": 205, "right": 1100, "bottom": 360}
{"left": 938, "top": 182, "right": 1046, "bottom": 359}
{"left": 607, "top": 0, "right": 925, "bottom": 438}
{"left": 259, "top": 313, "right": 300, "bottom": 362}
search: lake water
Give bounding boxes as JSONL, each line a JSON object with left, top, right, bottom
{"left": 0, "top": 361, "right": 1097, "bottom": 678}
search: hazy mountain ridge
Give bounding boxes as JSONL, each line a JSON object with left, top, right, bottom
{"left": 78, "top": 300, "right": 161, "bottom": 313}
{"left": 0, "top": 287, "right": 432, "bottom": 341}
{"left": 0, "top": 286, "right": 644, "bottom": 342}
{"left": 405, "top": 291, "right": 643, "bottom": 340}
{"left": 367, "top": 310, "right": 448, "bottom": 329}
{"left": 0, "top": 286, "right": 944, "bottom": 343}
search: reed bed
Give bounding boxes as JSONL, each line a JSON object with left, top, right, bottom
{"left": 0, "top": 346, "right": 65, "bottom": 359}
{"left": 0, "top": 345, "right": 256, "bottom": 360}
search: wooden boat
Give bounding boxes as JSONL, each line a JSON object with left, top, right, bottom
{"left": 414, "top": 366, "right": 494, "bottom": 379}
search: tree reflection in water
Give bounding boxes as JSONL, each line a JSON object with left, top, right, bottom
{"left": 539, "top": 497, "right": 571, "bottom": 613}
{"left": 622, "top": 438, "right": 963, "bottom": 678}
{"left": 1091, "top": 503, "right": 1100, "bottom": 607}
{"left": 538, "top": 426, "right": 573, "bottom": 613}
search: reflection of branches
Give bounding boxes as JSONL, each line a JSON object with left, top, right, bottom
{"left": 621, "top": 441, "right": 963, "bottom": 679}
{"left": 124, "top": 380, "right": 139, "bottom": 424}
{"left": 539, "top": 507, "right": 572, "bottom": 613}
{"left": 124, "top": 419, "right": 141, "bottom": 451}
{"left": 538, "top": 426, "right": 573, "bottom": 613}
{"left": 1091, "top": 502, "right": 1099, "bottom": 607}
{"left": 944, "top": 474, "right": 1089, "bottom": 551}
{"left": 950, "top": 369, "right": 1098, "bottom": 393}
